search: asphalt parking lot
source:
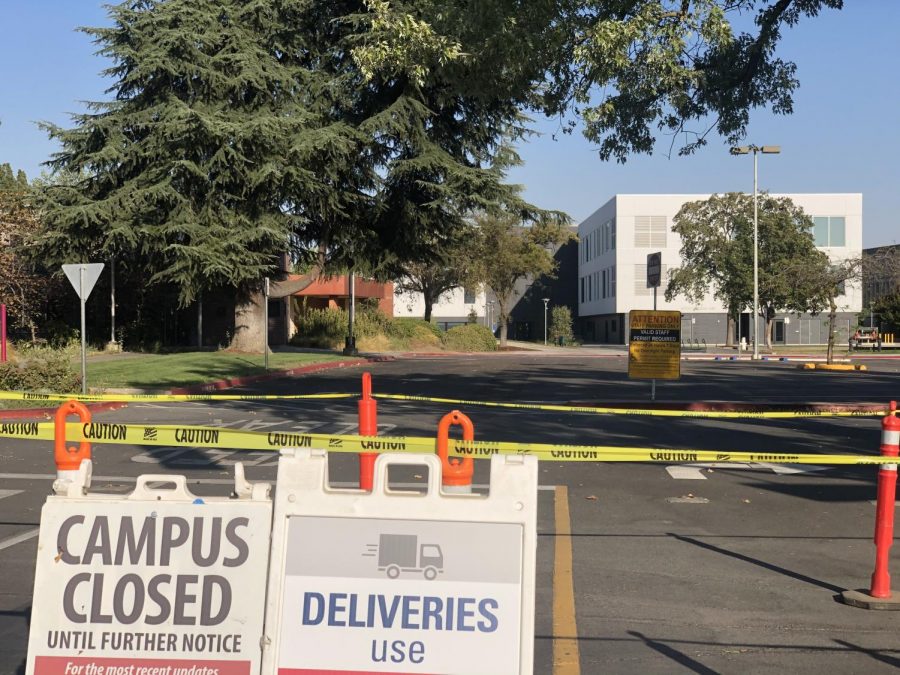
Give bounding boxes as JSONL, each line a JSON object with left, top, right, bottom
{"left": 2, "top": 353, "right": 900, "bottom": 673}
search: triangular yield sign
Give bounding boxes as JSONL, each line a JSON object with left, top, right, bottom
{"left": 62, "top": 263, "right": 105, "bottom": 301}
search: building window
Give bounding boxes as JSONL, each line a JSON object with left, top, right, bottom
{"left": 813, "top": 216, "right": 846, "bottom": 247}
{"left": 634, "top": 216, "right": 667, "bottom": 248}
{"left": 463, "top": 288, "right": 476, "bottom": 304}
{"left": 611, "top": 219, "right": 616, "bottom": 250}
{"left": 611, "top": 265, "right": 616, "bottom": 297}
{"left": 580, "top": 277, "right": 585, "bottom": 303}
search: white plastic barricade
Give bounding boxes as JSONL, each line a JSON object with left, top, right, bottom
{"left": 261, "top": 450, "right": 538, "bottom": 675}
{"left": 26, "top": 461, "right": 272, "bottom": 675}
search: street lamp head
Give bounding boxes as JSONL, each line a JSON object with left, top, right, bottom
{"left": 730, "top": 146, "right": 751, "bottom": 155}
{"left": 542, "top": 298, "right": 550, "bottom": 305}
{"left": 761, "top": 145, "right": 781, "bottom": 154}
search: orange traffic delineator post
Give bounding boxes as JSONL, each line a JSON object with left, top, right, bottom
{"left": 53, "top": 399, "right": 92, "bottom": 491}
{"left": 842, "top": 401, "right": 900, "bottom": 609}
{"left": 436, "top": 410, "right": 475, "bottom": 493}
{"left": 358, "top": 372, "right": 378, "bottom": 491}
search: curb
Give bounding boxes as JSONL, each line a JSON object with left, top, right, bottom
{"left": 564, "top": 400, "right": 888, "bottom": 414}
{"left": 0, "top": 356, "right": 383, "bottom": 416}
{"left": 0, "top": 400, "right": 127, "bottom": 420}
{"left": 799, "top": 363, "right": 868, "bottom": 372}
{"left": 168, "top": 357, "right": 383, "bottom": 394}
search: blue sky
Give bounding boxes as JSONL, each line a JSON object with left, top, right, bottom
{"left": 1, "top": 2, "right": 897, "bottom": 247}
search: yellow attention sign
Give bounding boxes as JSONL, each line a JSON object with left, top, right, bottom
{"left": 628, "top": 310, "right": 682, "bottom": 380}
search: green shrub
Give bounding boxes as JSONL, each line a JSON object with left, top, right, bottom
{"left": 441, "top": 324, "right": 498, "bottom": 352}
{"left": 291, "top": 307, "right": 393, "bottom": 348}
{"left": 388, "top": 317, "right": 443, "bottom": 340}
{"left": 549, "top": 306, "right": 574, "bottom": 344}
{"left": 0, "top": 346, "right": 81, "bottom": 394}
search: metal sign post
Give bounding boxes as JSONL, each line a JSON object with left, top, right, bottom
{"left": 62, "top": 263, "right": 104, "bottom": 395}
{"left": 646, "top": 252, "right": 662, "bottom": 400}
{"left": 109, "top": 258, "right": 115, "bottom": 345}
{"left": 264, "top": 277, "right": 270, "bottom": 371}
{"left": 652, "top": 286, "right": 657, "bottom": 400}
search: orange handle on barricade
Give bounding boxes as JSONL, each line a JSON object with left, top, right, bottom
{"left": 54, "top": 400, "right": 92, "bottom": 472}
{"left": 436, "top": 410, "right": 475, "bottom": 488}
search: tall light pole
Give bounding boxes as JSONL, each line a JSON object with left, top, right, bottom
{"left": 731, "top": 144, "right": 780, "bottom": 361}
{"left": 542, "top": 298, "right": 550, "bottom": 345}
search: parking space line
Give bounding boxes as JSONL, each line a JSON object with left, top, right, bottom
{"left": 0, "top": 528, "right": 39, "bottom": 552}
{"left": 553, "top": 485, "right": 581, "bottom": 675}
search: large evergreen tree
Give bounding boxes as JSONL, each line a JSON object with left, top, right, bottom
{"left": 36, "top": 0, "right": 542, "bottom": 349}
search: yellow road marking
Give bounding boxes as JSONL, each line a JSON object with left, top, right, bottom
{"left": 553, "top": 485, "right": 581, "bottom": 674}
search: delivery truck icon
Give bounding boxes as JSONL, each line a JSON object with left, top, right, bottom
{"left": 363, "top": 534, "right": 445, "bottom": 580}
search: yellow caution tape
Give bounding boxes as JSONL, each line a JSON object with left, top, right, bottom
{"left": 0, "top": 391, "right": 354, "bottom": 403}
{"left": 373, "top": 393, "right": 888, "bottom": 419}
{"left": 0, "top": 421, "right": 890, "bottom": 465}
{"left": 0, "top": 390, "right": 887, "bottom": 419}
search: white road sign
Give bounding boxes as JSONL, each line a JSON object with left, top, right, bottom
{"left": 62, "top": 263, "right": 105, "bottom": 301}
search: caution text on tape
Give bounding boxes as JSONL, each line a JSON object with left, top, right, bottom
{"left": 0, "top": 421, "right": 891, "bottom": 465}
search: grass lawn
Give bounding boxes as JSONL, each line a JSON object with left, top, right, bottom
{"left": 84, "top": 351, "right": 349, "bottom": 389}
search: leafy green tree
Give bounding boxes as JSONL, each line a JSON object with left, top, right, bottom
{"left": 864, "top": 248, "right": 900, "bottom": 333}
{"left": 0, "top": 167, "right": 63, "bottom": 342}
{"left": 667, "top": 192, "right": 820, "bottom": 347}
{"left": 354, "top": 0, "right": 843, "bottom": 161}
{"left": 471, "top": 212, "right": 573, "bottom": 347}
{"left": 785, "top": 254, "right": 864, "bottom": 364}
{"left": 392, "top": 228, "right": 478, "bottom": 322}
{"left": 872, "top": 293, "right": 900, "bottom": 334}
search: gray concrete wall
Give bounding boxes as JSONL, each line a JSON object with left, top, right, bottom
{"left": 580, "top": 311, "right": 864, "bottom": 346}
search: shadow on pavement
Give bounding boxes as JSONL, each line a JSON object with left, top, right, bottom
{"left": 669, "top": 533, "right": 845, "bottom": 593}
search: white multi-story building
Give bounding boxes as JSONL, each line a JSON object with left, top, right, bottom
{"left": 393, "top": 285, "right": 487, "bottom": 330}
{"left": 578, "top": 194, "right": 863, "bottom": 345}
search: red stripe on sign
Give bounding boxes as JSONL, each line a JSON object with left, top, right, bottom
{"left": 34, "top": 656, "right": 251, "bottom": 675}
{"left": 279, "top": 669, "right": 434, "bottom": 675}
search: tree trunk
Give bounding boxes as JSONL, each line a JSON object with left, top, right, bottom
{"left": 764, "top": 306, "right": 777, "bottom": 350}
{"left": 497, "top": 299, "right": 509, "bottom": 348}
{"left": 231, "top": 292, "right": 266, "bottom": 353}
{"left": 826, "top": 300, "right": 837, "bottom": 365}
{"left": 423, "top": 288, "right": 434, "bottom": 323}
{"left": 726, "top": 313, "right": 736, "bottom": 347}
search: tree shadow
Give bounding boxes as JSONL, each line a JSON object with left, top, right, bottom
{"left": 627, "top": 631, "right": 719, "bottom": 674}
{"left": 669, "top": 532, "right": 845, "bottom": 593}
